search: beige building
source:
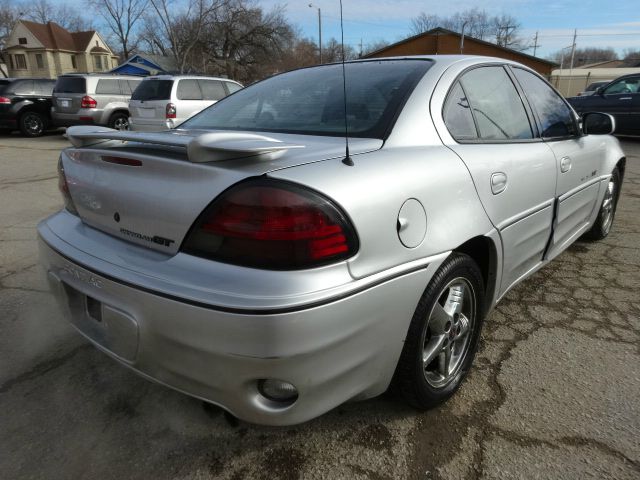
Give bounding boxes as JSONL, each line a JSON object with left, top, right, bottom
{"left": 3, "top": 20, "right": 118, "bottom": 79}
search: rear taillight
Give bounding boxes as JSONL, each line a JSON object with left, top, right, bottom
{"left": 81, "top": 95, "right": 97, "bottom": 108}
{"left": 166, "top": 103, "right": 176, "bottom": 119}
{"left": 57, "top": 158, "right": 78, "bottom": 215}
{"left": 182, "top": 179, "right": 358, "bottom": 269}
{"left": 0, "top": 96, "right": 11, "bottom": 104}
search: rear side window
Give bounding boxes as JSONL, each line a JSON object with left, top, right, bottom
{"left": 35, "top": 80, "right": 55, "bottom": 96}
{"left": 131, "top": 79, "right": 173, "bottom": 101}
{"left": 96, "top": 79, "right": 121, "bottom": 95}
{"left": 199, "top": 80, "right": 226, "bottom": 101}
{"left": 13, "top": 80, "right": 34, "bottom": 95}
{"left": 0, "top": 80, "right": 11, "bottom": 94}
{"left": 512, "top": 68, "right": 578, "bottom": 138}
{"left": 120, "top": 79, "right": 141, "bottom": 95}
{"left": 177, "top": 79, "right": 202, "bottom": 100}
{"left": 54, "top": 77, "right": 86, "bottom": 94}
{"left": 443, "top": 81, "right": 478, "bottom": 140}
{"left": 459, "top": 66, "right": 533, "bottom": 141}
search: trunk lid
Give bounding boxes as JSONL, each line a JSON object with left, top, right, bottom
{"left": 53, "top": 77, "right": 87, "bottom": 114}
{"left": 62, "top": 128, "right": 382, "bottom": 255}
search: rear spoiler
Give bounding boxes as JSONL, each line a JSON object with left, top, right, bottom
{"left": 65, "top": 126, "right": 304, "bottom": 162}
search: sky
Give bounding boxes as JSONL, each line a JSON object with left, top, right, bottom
{"left": 259, "top": 0, "right": 640, "bottom": 58}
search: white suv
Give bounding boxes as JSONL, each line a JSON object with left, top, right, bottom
{"left": 128, "top": 75, "right": 242, "bottom": 131}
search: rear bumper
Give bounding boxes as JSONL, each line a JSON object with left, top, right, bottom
{"left": 129, "top": 117, "right": 172, "bottom": 132}
{"left": 52, "top": 110, "right": 103, "bottom": 127}
{"left": 38, "top": 212, "right": 445, "bottom": 425}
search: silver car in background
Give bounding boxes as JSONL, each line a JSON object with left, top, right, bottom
{"left": 52, "top": 74, "right": 143, "bottom": 130}
{"left": 128, "top": 75, "right": 243, "bottom": 131}
{"left": 39, "top": 56, "right": 625, "bottom": 425}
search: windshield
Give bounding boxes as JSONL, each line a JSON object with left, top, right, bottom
{"left": 131, "top": 79, "right": 173, "bottom": 101}
{"left": 181, "top": 60, "right": 432, "bottom": 139}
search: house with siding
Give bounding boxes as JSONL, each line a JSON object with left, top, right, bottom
{"left": 2, "top": 20, "right": 118, "bottom": 79}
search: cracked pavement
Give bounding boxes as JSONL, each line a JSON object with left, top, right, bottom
{"left": 1, "top": 133, "right": 638, "bottom": 479}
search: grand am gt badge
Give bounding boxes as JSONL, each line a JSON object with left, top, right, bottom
{"left": 119, "top": 228, "right": 176, "bottom": 247}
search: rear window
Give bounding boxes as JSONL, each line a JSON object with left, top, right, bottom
{"left": 131, "top": 79, "right": 173, "bottom": 101}
{"left": 54, "top": 77, "right": 86, "bottom": 94}
{"left": 182, "top": 60, "right": 433, "bottom": 139}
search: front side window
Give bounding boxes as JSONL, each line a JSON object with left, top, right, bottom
{"left": 603, "top": 77, "right": 640, "bottom": 95}
{"left": 458, "top": 66, "right": 533, "bottom": 141}
{"left": 443, "top": 81, "right": 478, "bottom": 141}
{"left": 512, "top": 68, "right": 578, "bottom": 138}
{"left": 182, "top": 60, "right": 432, "bottom": 139}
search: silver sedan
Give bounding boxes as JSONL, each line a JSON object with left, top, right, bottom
{"left": 39, "top": 56, "right": 625, "bottom": 425}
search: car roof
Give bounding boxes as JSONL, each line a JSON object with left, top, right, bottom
{"left": 143, "top": 75, "right": 241, "bottom": 84}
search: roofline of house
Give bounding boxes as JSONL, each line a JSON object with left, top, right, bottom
{"left": 363, "top": 27, "right": 558, "bottom": 67}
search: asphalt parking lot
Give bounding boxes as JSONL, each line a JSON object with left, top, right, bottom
{"left": 1, "top": 132, "right": 638, "bottom": 480}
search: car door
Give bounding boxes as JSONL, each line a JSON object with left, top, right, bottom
{"left": 575, "top": 76, "right": 639, "bottom": 135}
{"left": 511, "top": 67, "right": 604, "bottom": 259}
{"left": 440, "top": 65, "right": 557, "bottom": 296}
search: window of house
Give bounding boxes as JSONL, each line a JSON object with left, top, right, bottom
{"left": 94, "top": 55, "right": 103, "bottom": 71}
{"left": 71, "top": 55, "right": 77, "bottom": 69}
{"left": 35, "top": 54, "right": 44, "bottom": 69}
{"left": 18, "top": 37, "right": 27, "bottom": 45}
{"left": 15, "top": 54, "right": 27, "bottom": 70}
{"left": 9, "top": 55, "right": 14, "bottom": 70}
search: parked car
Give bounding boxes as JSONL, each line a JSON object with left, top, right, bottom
{"left": 128, "top": 75, "right": 242, "bottom": 131}
{"left": 51, "top": 74, "right": 143, "bottom": 130}
{"left": 577, "top": 80, "right": 611, "bottom": 96}
{"left": 0, "top": 78, "right": 56, "bottom": 136}
{"left": 568, "top": 74, "right": 640, "bottom": 135}
{"left": 39, "top": 56, "right": 624, "bottom": 426}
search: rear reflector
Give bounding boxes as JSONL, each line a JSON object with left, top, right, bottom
{"left": 182, "top": 179, "right": 358, "bottom": 270}
{"left": 101, "top": 156, "right": 143, "bottom": 166}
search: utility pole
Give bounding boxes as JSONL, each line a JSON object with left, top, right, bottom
{"left": 359, "top": 38, "right": 363, "bottom": 58}
{"left": 308, "top": 4, "right": 322, "bottom": 64}
{"left": 497, "top": 25, "right": 516, "bottom": 47}
{"left": 533, "top": 31, "right": 539, "bottom": 56}
{"left": 567, "top": 29, "right": 577, "bottom": 96}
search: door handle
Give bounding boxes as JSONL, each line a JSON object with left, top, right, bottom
{"left": 490, "top": 172, "right": 507, "bottom": 195}
{"left": 560, "top": 156, "right": 571, "bottom": 173}
{"left": 620, "top": 97, "right": 632, "bottom": 100}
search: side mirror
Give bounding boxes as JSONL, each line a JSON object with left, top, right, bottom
{"left": 582, "top": 112, "right": 615, "bottom": 135}
{"left": 595, "top": 86, "right": 605, "bottom": 96}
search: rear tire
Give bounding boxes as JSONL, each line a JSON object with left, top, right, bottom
{"left": 108, "top": 112, "right": 129, "bottom": 131}
{"left": 584, "top": 166, "right": 620, "bottom": 241}
{"left": 19, "top": 111, "right": 46, "bottom": 137}
{"left": 394, "top": 253, "right": 486, "bottom": 409}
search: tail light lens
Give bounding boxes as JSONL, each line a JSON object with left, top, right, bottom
{"left": 182, "top": 179, "right": 358, "bottom": 270}
{"left": 0, "top": 96, "right": 11, "bottom": 104}
{"left": 57, "top": 158, "right": 78, "bottom": 215}
{"left": 81, "top": 96, "right": 97, "bottom": 108}
{"left": 166, "top": 103, "right": 176, "bottom": 119}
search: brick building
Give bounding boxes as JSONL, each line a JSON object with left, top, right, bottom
{"left": 364, "top": 27, "right": 556, "bottom": 76}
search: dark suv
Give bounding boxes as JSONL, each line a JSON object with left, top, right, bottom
{"left": 568, "top": 74, "right": 640, "bottom": 136}
{"left": 0, "top": 78, "right": 56, "bottom": 137}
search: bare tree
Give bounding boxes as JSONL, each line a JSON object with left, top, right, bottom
{"left": 547, "top": 47, "right": 617, "bottom": 68}
{"left": 147, "top": 0, "right": 227, "bottom": 73}
{"left": 410, "top": 8, "right": 524, "bottom": 48}
{"left": 87, "top": 0, "right": 147, "bottom": 59}
{"left": 0, "top": 0, "right": 21, "bottom": 76}
{"left": 26, "top": 0, "right": 93, "bottom": 30}
{"left": 361, "top": 39, "right": 390, "bottom": 57}
{"left": 198, "top": 0, "right": 294, "bottom": 82}
{"left": 621, "top": 48, "right": 640, "bottom": 67}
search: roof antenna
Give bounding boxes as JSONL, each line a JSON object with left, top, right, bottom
{"left": 339, "top": 0, "right": 354, "bottom": 166}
